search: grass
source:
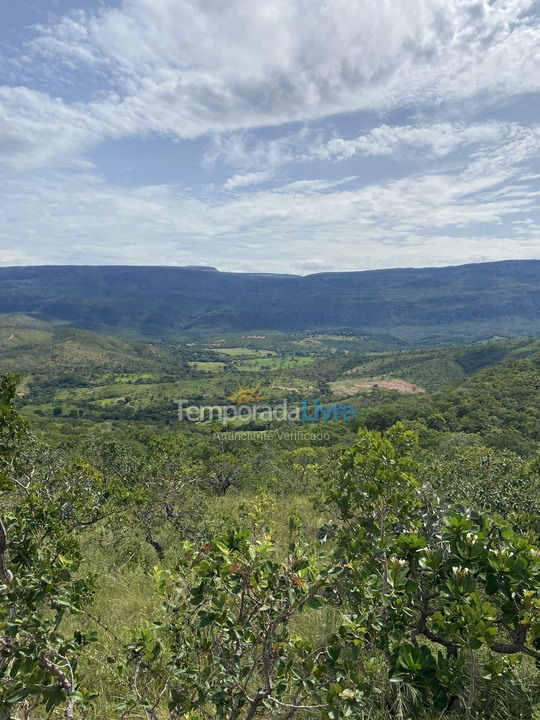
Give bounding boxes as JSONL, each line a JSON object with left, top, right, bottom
{"left": 0, "top": 327, "right": 54, "bottom": 348}
{"left": 209, "top": 347, "right": 278, "bottom": 357}
{"left": 235, "top": 356, "right": 315, "bottom": 371}
{"left": 190, "top": 361, "right": 226, "bottom": 372}
{"left": 44, "top": 377, "right": 235, "bottom": 415}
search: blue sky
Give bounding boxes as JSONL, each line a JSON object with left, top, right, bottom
{"left": 1, "top": 0, "right": 540, "bottom": 273}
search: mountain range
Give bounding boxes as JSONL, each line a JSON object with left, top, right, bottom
{"left": 1, "top": 260, "right": 540, "bottom": 343}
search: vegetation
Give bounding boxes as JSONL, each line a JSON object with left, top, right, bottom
{"left": 2, "top": 318, "right": 540, "bottom": 718}
{"left": 362, "top": 350, "right": 540, "bottom": 456}
{"left": 3, "top": 261, "right": 540, "bottom": 342}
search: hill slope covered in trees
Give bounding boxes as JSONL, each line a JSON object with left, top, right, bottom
{"left": 1, "top": 260, "right": 540, "bottom": 342}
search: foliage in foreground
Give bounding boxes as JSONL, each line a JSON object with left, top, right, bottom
{"left": 1, "top": 372, "right": 540, "bottom": 719}
{"left": 328, "top": 426, "right": 540, "bottom": 715}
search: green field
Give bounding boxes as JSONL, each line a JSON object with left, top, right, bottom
{"left": 3, "top": 322, "right": 540, "bottom": 719}
{"left": 189, "top": 361, "right": 227, "bottom": 372}
{"left": 208, "top": 346, "right": 278, "bottom": 357}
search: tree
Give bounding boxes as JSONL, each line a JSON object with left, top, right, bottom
{"left": 116, "top": 523, "right": 365, "bottom": 719}
{"left": 327, "top": 423, "right": 540, "bottom": 716}
{"left": 0, "top": 374, "right": 96, "bottom": 719}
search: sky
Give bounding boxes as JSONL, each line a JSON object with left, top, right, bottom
{"left": 1, "top": 0, "right": 540, "bottom": 274}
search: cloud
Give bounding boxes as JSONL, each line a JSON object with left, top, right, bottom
{"left": 1, "top": 117, "right": 539, "bottom": 272}
{"left": 310, "top": 121, "right": 527, "bottom": 162}
{"left": 1, "top": 0, "right": 540, "bottom": 272}
{"left": 224, "top": 171, "right": 273, "bottom": 190}
{"left": 0, "top": 85, "right": 144, "bottom": 172}
{"left": 10, "top": 0, "right": 540, "bottom": 147}
{"left": 0, "top": 87, "right": 101, "bottom": 172}
{"left": 211, "top": 121, "right": 540, "bottom": 180}
{"left": 204, "top": 130, "right": 307, "bottom": 172}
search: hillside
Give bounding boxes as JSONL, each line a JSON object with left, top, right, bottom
{"left": 363, "top": 347, "right": 540, "bottom": 455}
{"left": 3, "top": 316, "right": 540, "bottom": 440}
{"left": 3, "top": 316, "right": 540, "bottom": 719}
{"left": 1, "top": 260, "right": 540, "bottom": 342}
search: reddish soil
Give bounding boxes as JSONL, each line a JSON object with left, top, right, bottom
{"left": 333, "top": 379, "right": 425, "bottom": 398}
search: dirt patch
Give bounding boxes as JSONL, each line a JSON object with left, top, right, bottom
{"left": 272, "top": 384, "right": 317, "bottom": 394}
{"left": 332, "top": 379, "right": 425, "bottom": 399}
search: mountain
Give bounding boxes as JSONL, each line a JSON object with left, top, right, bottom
{"left": 1, "top": 260, "right": 540, "bottom": 342}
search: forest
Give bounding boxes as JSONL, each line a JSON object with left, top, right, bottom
{"left": 1, "top": 319, "right": 540, "bottom": 719}
{"left": 2, "top": 262, "right": 540, "bottom": 341}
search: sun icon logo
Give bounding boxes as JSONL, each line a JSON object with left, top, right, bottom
{"left": 226, "top": 382, "right": 267, "bottom": 405}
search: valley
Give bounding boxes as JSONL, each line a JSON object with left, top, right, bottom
{"left": 3, "top": 273, "right": 540, "bottom": 719}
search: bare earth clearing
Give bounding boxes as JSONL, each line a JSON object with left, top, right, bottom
{"left": 332, "top": 379, "right": 426, "bottom": 398}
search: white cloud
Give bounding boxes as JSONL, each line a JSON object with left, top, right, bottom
{"left": 0, "top": 85, "right": 145, "bottom": 172}
{"left": 204, "top": 130, "right": 308, "bottom": 172}
{"left": 310, "top": 121, "right": 526, "bottom": 162}
{"left": 224, "top": 171, "right": 273, "bottom": 190}
{"left": 0, "top": 87, "right": 100, "bottom": 172}
{"left": 1, "top": 0, "right": 540, "bottom": 271}
{"left": 212, "top": 121, "right": 540, "bottom": 194}
{"left": 10, "top": 0, "right": 540, "bottom": 149}
{"left": 1, "top": 118, "right": 539, "bottom": 272}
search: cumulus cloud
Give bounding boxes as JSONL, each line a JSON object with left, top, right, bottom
{"left": 310, "top": 122, "right": 529, "bottom": 162}
{"left": 1, "top": 0, "right": 540, "bottom": 270}
{"left": 6, "top": 0, "right": 540, "bottom": 151}
{"left": 1, "top": 118, "right": 539, "bottom": 272}
{"left": 209, "top": 121, "right": 540, "bottom": 180}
